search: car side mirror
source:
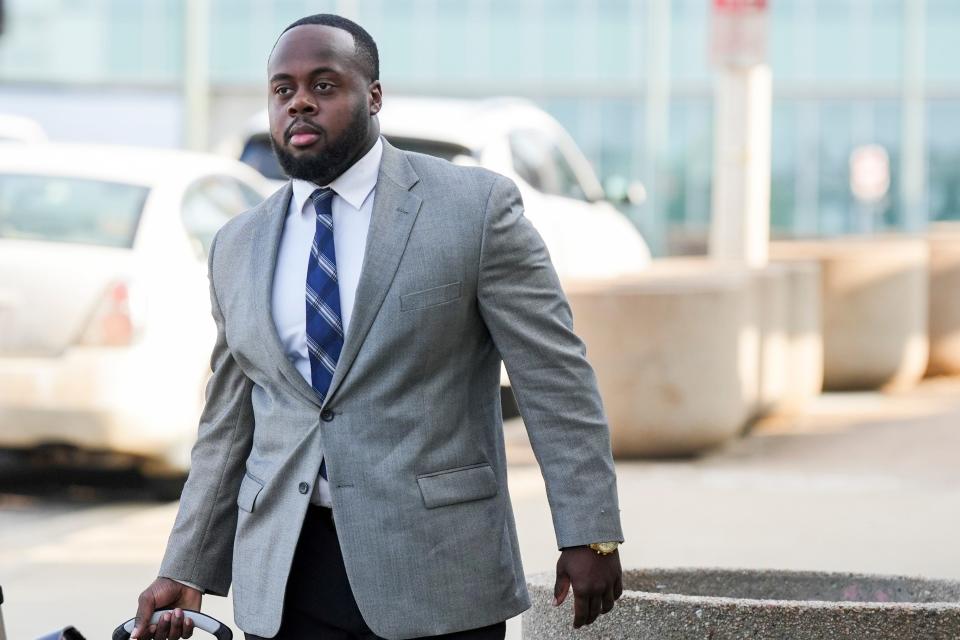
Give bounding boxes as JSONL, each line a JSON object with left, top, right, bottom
{"left": 603, "top": 176, "right": 647, "bottom": 206}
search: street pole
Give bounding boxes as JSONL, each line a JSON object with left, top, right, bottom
{"left": 183, "top": 0, "right": 211, "bottom": 151}
{"left": 710, "top": 64, "right": 771, "bottom": 265}
{"left": 708, "top": 0, "right": 772, "bottom": 267}
{"left": 644, "top": 0, "right": 670, "bottom": 256}
{"left": 901, "top": 0, "right": 926, "bottom": 232}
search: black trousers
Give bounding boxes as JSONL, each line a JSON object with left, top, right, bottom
{"left": 245, "top": 505, "right": 507, "bottom": 640}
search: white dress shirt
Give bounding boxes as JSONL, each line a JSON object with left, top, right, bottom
{"left": 272, "top": 138, "right": 383, "bottom": 507}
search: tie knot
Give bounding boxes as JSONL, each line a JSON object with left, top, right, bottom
{"left": 310, "top": 187, "right": 334, "bottom": 218}
{"left": 310, "top": 187, "right": 334, "bottom": 203}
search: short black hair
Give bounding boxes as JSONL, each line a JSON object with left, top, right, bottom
{"left": 277, "top": 14, "right": 379, "bottom": 81}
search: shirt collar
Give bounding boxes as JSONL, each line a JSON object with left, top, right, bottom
{"left": 290, "top": 137, "right": 383, "bottom": 215}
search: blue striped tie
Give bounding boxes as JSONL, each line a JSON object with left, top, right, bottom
{"left": 305, "top": 187, "right": 342, "bottom": 480}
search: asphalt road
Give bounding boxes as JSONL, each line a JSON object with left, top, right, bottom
{"left": 2, "top": 380, "right": 960, "bottom": 639}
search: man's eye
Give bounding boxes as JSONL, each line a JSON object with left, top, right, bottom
{"left": 315, "top": 82, "right": 332, "bottom": 91}
{"left": 275, "top": 86, "right": 291, "bottom": 96}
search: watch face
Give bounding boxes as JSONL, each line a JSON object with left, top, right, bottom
{"left": 592, "top": 542, "right": 618, "bottom": 554}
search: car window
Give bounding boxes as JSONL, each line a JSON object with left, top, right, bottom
{"left": 0, "top": 173, "right": 148, "bottom": 248}
{"left": 509, "top": 129, "right": 589, "bottom": 202}
{"left": 240, "top": 134, "right": 286, "bottom": 181}
{"left": 384, "top": 136, "right": 477, "bottom": 164}
{"left": 181, "top": 176, "right": 259, "bottom": 259}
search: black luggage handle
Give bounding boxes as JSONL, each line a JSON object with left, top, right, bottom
{"left": 112, "top": 610, "right": 231, "bottom": 640}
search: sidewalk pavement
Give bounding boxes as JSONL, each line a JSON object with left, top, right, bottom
{"left": 505, "top": 376, "right": 960, "bottom": 584}
{"left": 2, "top": 378, "right": 958, "bottom": 639}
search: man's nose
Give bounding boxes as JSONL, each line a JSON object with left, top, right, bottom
{"left": 287, "top": 88, "right": 318, "bottom": 116}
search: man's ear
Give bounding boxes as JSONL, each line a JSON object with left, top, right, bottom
{"left": 369, "top": 80, "right": 383, "bottom": 116}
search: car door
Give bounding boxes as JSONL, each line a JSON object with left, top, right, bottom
{"left": 173, "top": 174, "right": 267, "bottom": 371}
{"left": 181, "top": 175, "right": 266, "bottom": 261}
{"left": 155, "top": 174, "right": 268, "bottom": 450}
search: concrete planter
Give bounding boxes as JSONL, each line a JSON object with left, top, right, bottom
{"left": 772, "top": 259, "right": 824, "bottom": 414}
{"left": 641, "top": 259, "right": 820, "bottom": 419}
{"left": 749, "top": 263, "right": 790, "bottom": 418}
{"left": 566, "top": 262, "right": 755, "bottom": 457}
{"left": 524, "top": 569, "right": 960, "bottom": 640}
{"left": 770, "top": 238, "right": 929, "bottom": 391}
{"left": 927, "top": 223, "right": 960, "bottom": 376}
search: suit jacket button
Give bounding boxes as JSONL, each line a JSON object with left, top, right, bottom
{"left": 298, "top": 482, "right": 310, "bottom": 494}
{"left": 320, "top": 409, "right": 335, "bottom": 422}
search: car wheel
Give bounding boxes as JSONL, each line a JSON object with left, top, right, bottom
{"left": 146, "top": 474, "right": 187, "bottom": 502}
{"left": 500, "top": 385, "right": 520, "bottom": 420}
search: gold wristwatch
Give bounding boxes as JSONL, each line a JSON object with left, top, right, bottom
{"left": 588, "top": 541, "right": 619, "bottom": 556}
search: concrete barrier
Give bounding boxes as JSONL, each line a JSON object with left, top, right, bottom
{"left": 524, "top": 569, "right": 960, "bottom": 640}
{"left": 566, "top": 262, "right": 755, "bottom": 457}
{"left": 927, "top": 222, "right": 960, "bottom": 376}
{"left": 770, "top": 238, "right": 928, "bottom": 390}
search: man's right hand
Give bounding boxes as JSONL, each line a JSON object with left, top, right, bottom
{"left": 132, "top": 577, "right": 202, "bottom": 640}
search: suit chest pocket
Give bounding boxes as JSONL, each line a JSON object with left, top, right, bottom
{"left": 400, "top": 281, "right": 462, "bottom": 312}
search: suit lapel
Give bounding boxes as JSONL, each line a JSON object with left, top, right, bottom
{"left": 322, "top": 141, "right": 422, "bottom": 406}
{"left": 251, "top": 183, "right": 325, "bottom": 409}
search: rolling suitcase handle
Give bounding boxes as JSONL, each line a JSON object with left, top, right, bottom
{"left": 112, "top": 610, "right": 232, "bottom": 640}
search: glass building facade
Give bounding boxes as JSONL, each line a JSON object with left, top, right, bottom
{"left": 1, "top": 0, "right": 958, "bottom": 254}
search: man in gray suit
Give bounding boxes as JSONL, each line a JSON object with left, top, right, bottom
{"left": 132, "top": 14, "right": 623, "bottom": 640}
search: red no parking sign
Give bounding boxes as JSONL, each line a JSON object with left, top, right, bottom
{"left": 711, "top": 0, "right": 769, "bottom": 66}
{"left": 714, "top": 0, "right": 767, "bottom": 8}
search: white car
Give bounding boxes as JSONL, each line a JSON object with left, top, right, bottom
{"left": 0, "top": 114, "right": 48, "bottom": 144}
{"left": 225, "top": 97, "right": 652, "bottom": 282}
{"left": 0, "top": 144, "right": 271, "bottom": 492}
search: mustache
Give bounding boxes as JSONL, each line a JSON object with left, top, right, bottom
{"left": 284, "top": 119, "right": 326, "bottom": 143}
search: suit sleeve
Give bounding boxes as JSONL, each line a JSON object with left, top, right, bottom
{"left": 158, "top": 229, "right": 255, "bottom": 596}
{"left": 477, "top": 175, "right": 624, "bottom": 550}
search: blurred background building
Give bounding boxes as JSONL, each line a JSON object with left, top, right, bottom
{"left": 0, "top": 0, "right": 958, "bottom": 255}
{"left": 4, "top": 6, "right": 960, "bottom": 636}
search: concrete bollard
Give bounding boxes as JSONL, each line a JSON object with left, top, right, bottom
{"left": 524, "top": 569, "right": 960, "bottom": 640}
{"left": 927, "top": 222, "right": 960, "bottom": 376}
{"left": 566, "top": 262, "right": 755, "bottom": 457}
{"left": 770, "top": 238, "right": 928, "bottom": 391}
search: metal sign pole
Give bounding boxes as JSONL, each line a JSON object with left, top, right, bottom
{"left": 708, "top": 0, "right": 772, "bottom": 267}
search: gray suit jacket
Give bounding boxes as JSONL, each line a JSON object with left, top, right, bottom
{"left": 159, "top": 139, "right": 623, "bottom": 639}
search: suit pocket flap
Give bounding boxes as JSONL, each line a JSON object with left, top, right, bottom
{"left": 400, "top": 281, "right": 462, "bottom": 312}
{"left": 237, "top": 472, "right": 264, "bottom": 513}
{"left": 416, "top": 463, "right": 498, "bottom": 509}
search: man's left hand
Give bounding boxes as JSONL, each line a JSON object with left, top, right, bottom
{"left": 553, "top": 546, "right": 623, "bottom": 628}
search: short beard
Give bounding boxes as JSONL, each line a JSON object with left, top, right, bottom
{"left": 270, "top": 103, "right": 369, "bottom": 186}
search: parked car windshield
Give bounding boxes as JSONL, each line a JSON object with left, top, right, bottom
{"left": 384, "top": 136, "right": 476, "bottom": 163}
{"left": 509, "top": 129, "right": 590, "bottom": 202}
{"left": 0, "top": 173, "right": 148, "bottom": 248}
{"left": 240, "top": 134, "right": 286, "bottom": 181}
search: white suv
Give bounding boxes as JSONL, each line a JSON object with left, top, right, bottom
{"left": 224, "top": 97, "right": 651, "bottom": 398}
{"left": 226, "top": 96, "right": 651, "bottom": 282}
